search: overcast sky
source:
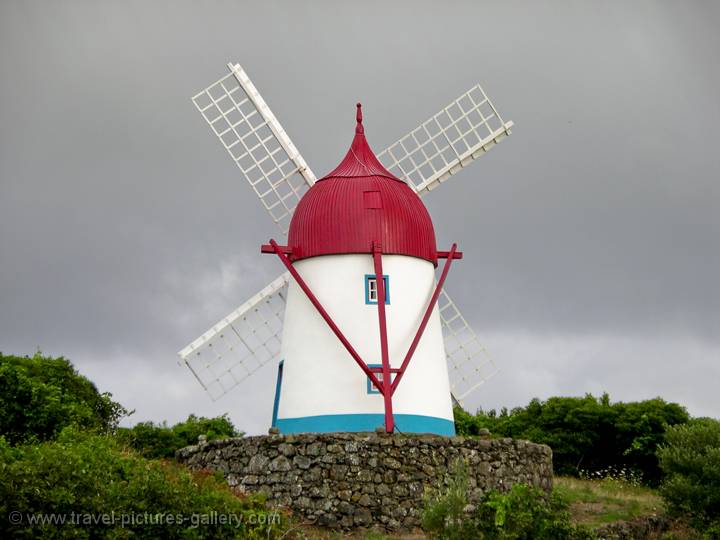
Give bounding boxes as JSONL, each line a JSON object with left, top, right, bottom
{"left": 1, "top": 1, "right": 718, "bottom": 434}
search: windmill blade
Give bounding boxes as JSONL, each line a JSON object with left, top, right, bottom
{"left": 377, "top": 84, "right": 513, "bottom": 195}
{"left": 178, "top": 273, "right": 289, "bottom": 401}
{"left": 438, "top": 288, "right": 498, "bottom": 405}
{"left": 192, "top": 63, "right": 317, "bottom": 232}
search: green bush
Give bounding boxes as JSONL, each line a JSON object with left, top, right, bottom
{"left": 421, "top": 462, "right": 480, "bottom": 540}
{"left": 477, "top": 484, "right": 594, "bottom": 540}
{"left": 422, "top": 462, "right": 593, "bottom": 539}
{"left": 0, "top": 429, "right": 286, "bottom": 539}
{"left": 658, "top": 417, "right": 720, "bottom": 534}
{"left": 0, "top": 353, "right": 128, "bottom": 445}
{"left": 116, "top": 414, "right": 242, "bottom": 459}
{"left": 455, "top": 394, "right": 689, "bottom": 485}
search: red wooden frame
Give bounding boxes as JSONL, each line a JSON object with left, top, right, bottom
{"left": 261, "top": 243, "right": 462, "bottom": 262}
{"left": 265, "top": 239, "right": 459, "bottom": 433}
{"left": 372, "top": 242, "right": 394, "bottom": 432}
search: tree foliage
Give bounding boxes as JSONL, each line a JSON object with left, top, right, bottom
{"left": 116, "top": 414, "right": 242, "bottom": 459}
{"left": 658, "top": 417, "right": 720, "bottom": 534}
{"left": 0, "top": 353, "right": 128, "bottom": 445}
{"left": 455, "top": 394, "right": 689, "bottom": 485}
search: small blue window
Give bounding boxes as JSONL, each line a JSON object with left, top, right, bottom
{"left": 367, "top": 364, "right": 395, "bottom": 394}
{"left": 367, "top": 364, "right": 382, "bottom": 394}
{"left": 365, "top": 274, "right": 390, "bottom": 305}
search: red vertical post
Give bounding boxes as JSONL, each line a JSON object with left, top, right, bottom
{"left": 372, "top": 242, "right": 394, "bottom": 433}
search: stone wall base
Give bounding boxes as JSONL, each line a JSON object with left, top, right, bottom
{"left": 177, "top": 432, "right": 553, "bottom": 530}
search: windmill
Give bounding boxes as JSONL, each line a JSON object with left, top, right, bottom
{"left": 179, "top": 63, "right": 513, "bottom": 434}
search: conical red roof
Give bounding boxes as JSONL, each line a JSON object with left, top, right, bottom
{"left": 287, "top": 105, "right": 438, "bottom": 265}
{"left": 321, "top": 104, "right": 402, "bottom": 180}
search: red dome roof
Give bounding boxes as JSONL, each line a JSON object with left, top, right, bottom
{"left": 288, "top": 104, "right": 438, "bottom": 265}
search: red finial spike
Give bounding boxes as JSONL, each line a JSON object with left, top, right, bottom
{"left": 356, "top": 102, "right": 364, "bottom": 134}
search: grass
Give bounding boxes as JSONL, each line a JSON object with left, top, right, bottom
{"left": 283, "top": 478, "right": 704, "bottom": 539}
{"left": 281, "top": 477, "right": 666, "bottom": 538}
{"left": 280, "top": 527, "right": 420, "bottom": 539}
{"left": 554, "top": 475, "right": 663, "bottom": 527}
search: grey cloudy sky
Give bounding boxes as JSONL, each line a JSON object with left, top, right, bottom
{"left": 1, "top": 1, "right": 718, "bottom": 434}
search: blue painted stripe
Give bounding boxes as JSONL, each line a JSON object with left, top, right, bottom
{"left": 276, "top": 413, "right": 455, "bottom": 436}
{"left": 271, "top": 360, "right": 284, "bottom": 428}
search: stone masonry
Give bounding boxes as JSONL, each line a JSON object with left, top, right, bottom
{"left": 176, "top": 432, "right": 553, "bottom": 530}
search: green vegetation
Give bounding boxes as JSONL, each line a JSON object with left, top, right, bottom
{"left": 0, "top": 352, "right": 128, "bottom": 444}
{"left": 0, "top": 428, "right": 285, "bottom": 539}
{"left": 421, "top": 462, "right": 593, "bottom": 540}
{"left": 0, "top": 352, "right": 286, "bottom": 539}
{"left": 658, "top": 418, "right": 720, "bottom": 536}
{"left": 3, "top": 351, "right": 719, "bottom": 539}
{"left": 554, "top": 476, "right": 662, "bottom": 527}
{"left": 116, "top": 414, "right": 242, "bottom": 459}
{"left": 0, "top": 352, "right": 242, "bottom": 458}
{"left": 454, "top": 393, "right": 689, "bottom": 484}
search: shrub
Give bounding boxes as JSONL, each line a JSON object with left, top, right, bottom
{"left": 477, "top": 484, "right": 594, "bottom": 540}
{"left": 0, "top": 429, "right": 286, "bottom": 539}
{"left": 658, "top": 417, "right": 720, "bottom": 533}
{"left": 422, "top": 462, "right": 593, "bottom": 539}
{"left": 0, "top": 353, "right": 128, "bottom": 445}
{"left": 421, "top": 462, "right": 479, "bottom": 540}
{"left": 454, "top": 394, "right": 689, "bottom": 484}
{"left": 116, "top": 414, "right": 242, "bottom": 459}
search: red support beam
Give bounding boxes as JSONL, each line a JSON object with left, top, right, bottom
{"left": 391, "top": 243, "right": 458, "bottom": 395}
{"left": 437, "top": 250, "right": 463, "bottom": 260}
{"left": 372, "top": 242, "right": 394, "bottom": 433}
{"left": 267, "top": 239, "right": 383, "bottom": 391}
{"left": 369, "top": 367, "right": 401, "bottom": 373}
{"left": 261, "top": 244, "right": 292, "bottom": 255}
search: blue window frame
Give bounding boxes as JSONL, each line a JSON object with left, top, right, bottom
{"left": 365, "top": 274, "right": 390, "bottom": 305}
{"left": 366, "top": 364, "right": 396, "bottom": 394}
{"left": 367, "top": 364, "right": 382, "bottom": 394}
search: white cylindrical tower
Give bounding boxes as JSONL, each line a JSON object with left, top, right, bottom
{"left": 267, "top": 105, "right": 457, "bottom": 436}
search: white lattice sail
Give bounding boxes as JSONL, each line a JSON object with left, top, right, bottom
{"left": 178, "top": 273, "right": 289, "bottom": 400}
{"left": 438, "top": 289, "right": 498, "bottom": 403}
{"left": 192, "top": 64, "right": 316, "bottom": 232}
{"left": 377, "top": 84, "right": 513, "bottom": 195}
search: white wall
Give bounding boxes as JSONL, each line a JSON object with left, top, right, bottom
{"left": 277, "top": 254, "right": 453, "bottom": 427}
